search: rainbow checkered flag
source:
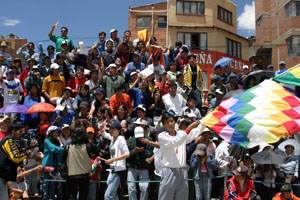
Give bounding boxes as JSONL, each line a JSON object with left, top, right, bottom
{"left": 201, "top": 79, "right": 300, "bottom": 148}
{"left": 274, "top": 64, "right": 300, "bottom": 86}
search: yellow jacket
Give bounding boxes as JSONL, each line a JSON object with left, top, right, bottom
{"left": 183, "top": 64, "right": 203, "bottom": 91}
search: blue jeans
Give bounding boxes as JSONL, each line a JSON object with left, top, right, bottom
{"left": 194, "top": 172, "right": 212, "bottom": 200}
{"left": 88, "top": 181, "right": 97, "bottom": 200}
{"left": 127, "top": 168, "right": 149, "bottom": 200}
{"left": 42, "top": 170, "right": 56, "bottom": 200}
{"left": 105, "top": 172, "right": 120, "bottom": 200}
{"left": 192, "top": 89, "right": 202, "bottom": 107}
{"left": 0, "top": 178, "right": 8, "bottom": 200}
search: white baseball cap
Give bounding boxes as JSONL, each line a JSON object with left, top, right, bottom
{"left": 134, "top": 127, "right": 144, "bottom": 138}
{"left": 46, "top": 126, "right": 59, "bottom": 136}
{"left": 110, "top": 29, "right": 118, "bottom": 33}
{"left": 50, "top": 63, "right": 60, "bottom": 70}
{"left": 55, "top": 99, "right": 68, "bottom": 111}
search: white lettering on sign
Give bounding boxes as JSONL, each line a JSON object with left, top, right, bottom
{"left": 196, "top": 53, "right": 213, "bottom": 65}
{"left": 206, "top": 54, "right": 212, "bottom": 64}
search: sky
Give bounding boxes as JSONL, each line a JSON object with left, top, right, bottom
{"left": 0, "top": 0, "right": 255, "bottom": 49}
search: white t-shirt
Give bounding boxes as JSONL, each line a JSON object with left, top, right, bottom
{"left": 163, "top": 93, "right": 186, "bottom": 116}
{"left": 102, "top": 132, "right": 129, "bottom": 172}
{"left": 148, "top": 64, "right": 165, "bottom": 82}
{"left": 2, "top": 78, "right": 24, "bottom": 107}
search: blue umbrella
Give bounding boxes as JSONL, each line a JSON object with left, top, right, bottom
{"left": 213, "top": 57, "right": 234, "bottom": 70}
{"left": 0, "top": 104, "right": 29, "bottom": 113}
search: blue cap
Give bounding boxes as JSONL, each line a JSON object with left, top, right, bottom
{"left": 6, "top": 69, "right": 13, "bottom": 75}
{"left": 181, "top": 45, "right": 189, "bottom": 52}
{"left": 95, "top": 88, "right": 104, "bottom": 95}
{"left": 279, "top": 61, "right": 286, "bottom": 65}
{"left": 214, "top": 75, "right": 224, "bottom": 81}
{"left": 229, "top": 72, "right": 237, "bottom": 78}
{"left": 110, "top": 121, "right": 121, "bottom": 131}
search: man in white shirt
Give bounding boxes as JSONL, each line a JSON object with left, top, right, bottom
{"left": 148, "top": 54, "right": 165, "bottom": 82}
{"left": 1, "top": 69, "right": 23, "bottom": 107}
{"left": 158, "top": 112, "right": 204, "bottom": 200}
{"left": 162, "top": 82, "right": 186, "bottom": 116}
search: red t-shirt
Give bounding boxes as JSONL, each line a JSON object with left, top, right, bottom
{"left": 0, "top": 129, "right": 9, "bottom": 141}
{"left": 68, "top": 77, "right": 88, "bottom": 97}
{"left": 109, "top": 93, "right": 132, "bottom": 116}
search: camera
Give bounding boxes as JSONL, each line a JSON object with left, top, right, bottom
{"left": 15, "top": 129, "right": 39, "bottom": 151}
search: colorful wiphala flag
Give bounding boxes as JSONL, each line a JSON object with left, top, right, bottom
{"left": 201, "top": 80, "right": 300, "bottom": 148}
{"left": 274, "top": 64, "right": 300, "bottom": 86}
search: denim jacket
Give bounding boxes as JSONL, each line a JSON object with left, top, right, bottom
{"left": 190, "top": 152, "right": 217, "bottom": 179}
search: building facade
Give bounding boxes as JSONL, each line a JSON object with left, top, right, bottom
{"left": 0, "top": 33, "right": 27, "bottom": 64}
{"left": 255, "top": 0, "right": 300, "bottom": 69}
{"left": 128, "top": 0, "right": 249, "bottom": 92}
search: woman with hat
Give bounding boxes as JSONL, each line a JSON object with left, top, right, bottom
{"left": 99, "top": 121, "right": 130, "bottom": 200}
{"left": 224, "top": 165, "right": 257, "bottom": 200}
{"left": 42, "top": 126, "right": 63, "bottom": 200}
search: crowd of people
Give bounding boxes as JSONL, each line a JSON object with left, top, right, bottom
{"left": 0, "top": 23, "right": 299, "bottom": 200}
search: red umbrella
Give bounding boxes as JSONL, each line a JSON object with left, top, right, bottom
{"left": 26, "top": 103, "right": 55, "bottom": 114}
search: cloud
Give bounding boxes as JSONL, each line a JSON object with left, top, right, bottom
{"left": 1, "top": 16, "right": 21, "bottom": 26}
{"left": 237, "top": 1, "right": 255, "bottom": 33}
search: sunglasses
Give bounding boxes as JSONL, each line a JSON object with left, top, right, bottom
{"left": 28, "top": 46, "right": 34, "bottom": 48}
{"left": 61, "top": 30, "right": 67, "bottom": 33}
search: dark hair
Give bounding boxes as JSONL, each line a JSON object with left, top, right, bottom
{"left": 106, "top": 40, "right": 113, "bottom": 45}
{"left": 71, "top": 127, "right": 89, "bottom": 145}
{"left": 61, "top": 27, "right": 68, "bottom": 32}
{"left": 79, "top": 84, "right": 90, "bottom": 97}
{"left": 168, "top": 82, "right": 177, "bottom": 89}
{"left": 175, "top": 41, "right": 183, "bottom": 47}
{"left": 115, "top": 85, "right": 124, "bottom": 92}
{"left": 137, "top": 40, "right": 144, "bottom": 46}
{"left": 56, "top": 53, "right": 64, "bottom": 60}
{"left": 9, "top": 122, "right": 22, "bottom": 134}
{"left": 28, "top": 42, "right": 35, "bottom": 48}
{"left": 161, "top": 112, "right": 176, "bottom": 125}
{"left": 76, "top": 66, "right": 84, "bottom": 72}
{"left": 118, "top": 104, "right": 128, "bottom": 112}
{"left": 150, "top": 36, "right": 157, "bottom": 42}
{"left": 47, "top": 45, "right": 55, "bottom": 50}
{"left": 29, "top": 83, "right": 42, "bottom": 102}
{"left": 90, "top": 69, "right": 99, "bottom": 75}
{"left": 124, "top": 30, "right": 131, "bottom": 34}
{"left": 96, "top": 106, "right": 106, "bottom": 114}
{"left": 99, "top": 32, "right": 106, "bottom": 36}
{"left": 153, "top": 54, "right": 160, "bottom": 61}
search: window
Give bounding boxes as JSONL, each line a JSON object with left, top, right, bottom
{"left": 177, "top": 32, "right": 207, "bottom": 50}
{"left": 256, "top": 15, "right": 263, "bottom": 27}
{"left": 201, "top": 71, "right": 208, "bottom": 90}
{"left": 157, "top": 16, "right": 167, "bottom": 28}
{"left": 176, "top": 1, "right": 205, "bottom": 15}
{"left": 286, "top": 36, "right": 300, "bottom": 57}
{"left": 218, "top": 6, "right": 233, "bottom": 24}
{"left": 286, "top": 1, "right": 300, "bottom": 18}
{"left": 226, "top": 38, "right": 241, "bottom": 58}
{"left": 136, "top": 16, "right": 151, "bottom": 28}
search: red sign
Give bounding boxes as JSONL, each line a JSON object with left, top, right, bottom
{"left": 190, "top": 50, "right": 250, "bottom": 88}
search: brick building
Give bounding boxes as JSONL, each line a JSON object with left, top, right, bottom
{"left": 128, "top": 0, "right": 249, "bottom": 93}
{"left": 0, "top": 33, "right": 27, "bottom": 64}
{"left": 128, "top": 2, "right": 167, "bottom": 46}
{"left": 255, "top": 0, "right": 300, "bottom": 69}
